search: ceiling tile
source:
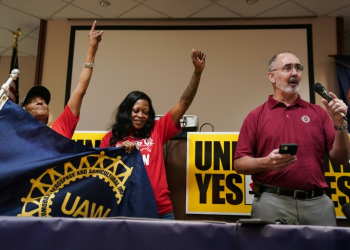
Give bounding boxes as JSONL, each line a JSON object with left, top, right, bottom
{"left": 0, "top": 0, "right": 350, "bottom": 57}
{"left": 294, "top": 0, "right": 350, "bottom": 16}
{"left": 328, "top": 5, "right": 350, "bottom": 32}
{"left": 0, "top": 27, "right": 16, "bottom": 49}
{"left": 27, "top": 27, "right": 40, "bottom": 40}
{"left": 144, "top": 0, "right": 212, "bottom": 18}
{"left": 120, "top": 4, "right": 168, "bottom": 18}
{"left": 217, "top": 0, "right": 287, "bottom": 17}
{"left": 52, "top": 4, "right": 100, "bottom": 19}
{"left": 0, "top": 4, "right": 40, "bottom": 35}
{"left": 190, "top": 4, "right": 240, "bottom": 18}
{"left": 1, "top": 0, "right": 67, "bottom": 19}
{"left": 17, "top": 36, "right": 38, "bottom": 57}
{"left": 72, "top": 0, "right": 138, "bottom": 18}
{"left": 257, "top": 1, "right": 315, "bottom": 18}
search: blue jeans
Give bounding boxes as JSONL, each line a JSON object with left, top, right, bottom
{"left": 159, "top": 211, "right": 175, "bottom": 220}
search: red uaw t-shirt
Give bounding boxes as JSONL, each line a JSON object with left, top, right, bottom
{"left": 100, "top": 111, "right": 181, "bottom": 215}
{"left": 52, "top": 105, "right": 79, "bottom": 139}
{"left": 234, "top": 95, "right": 335, "bottom": 190}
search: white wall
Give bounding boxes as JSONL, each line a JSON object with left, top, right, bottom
{"left": 70, "top": 27, "right": 310, "bottom": 132}
{"left": 41, "top": 17, "right": 338, "bottom": 132}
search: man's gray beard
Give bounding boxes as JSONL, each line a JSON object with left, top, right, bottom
{"left": 276, "top": 80, "right": 300, "bottom": 94}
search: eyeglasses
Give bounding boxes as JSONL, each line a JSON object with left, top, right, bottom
{"left": 271, "top": 64, "right": 304, "bottom": 74}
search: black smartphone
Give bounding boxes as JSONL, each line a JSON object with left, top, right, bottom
{"left": 279, "top": 143, "right": 298, "bottom": 155}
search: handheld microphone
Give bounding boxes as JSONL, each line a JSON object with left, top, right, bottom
{"left": 313, "top": 82, "right": 348, "bottom": 121}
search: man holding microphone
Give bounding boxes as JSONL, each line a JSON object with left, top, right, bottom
{"left": 234, "top": 51, "right": 350, "bottom": 226}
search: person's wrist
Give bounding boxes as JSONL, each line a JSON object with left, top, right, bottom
{"left": 334, "top": 121, "right": 348, "bottom": 131}
{"left": 260, "top": 157, "right": 268, "bottom": 169}
{"left": 194, "top": 70, "right": 202, "bottom": 75}
{"left": 88, "top": 44, "right": 98, "bottom": 49}
{"left": 83, "top": 62, "right": 95, "bottom": 68}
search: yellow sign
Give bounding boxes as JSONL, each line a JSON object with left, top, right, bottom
{"left": 72, "top": 131, "right": 107, "bottom": 148}
{"left": 72, "top": 131, "right": 350, "bottom": 219}
{"left": 186, "top": 132, "right": 252, "bottom": 215}
{"left": 325, "top": 157, "right": 350, "bottom": 218}
{"left": 186, "top": 132, "right": 350, "bottom": 219}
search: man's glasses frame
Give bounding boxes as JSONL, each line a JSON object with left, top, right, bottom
{"left": 271, "top": 64, "right": 304, "bottom": 73}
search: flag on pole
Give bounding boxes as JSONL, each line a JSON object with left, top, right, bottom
{"left": 8, "top": 28, "right": 21, "bottom": 104}
{"left": 0, "top": 99, "right": 159, "bottom": 218}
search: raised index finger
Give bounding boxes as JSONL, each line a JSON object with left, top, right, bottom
{"left": 90, "top": 20, "right": 97, "bottom": 34}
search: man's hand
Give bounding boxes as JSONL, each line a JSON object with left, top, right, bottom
{"left": 321, "top": 92, "right": 348, "bottom": 127}
{"left": 263, "top": 149, "right": 297, "bottom": 171}
{"left": 191, "top": 49, "right": 206, "bottom": 73}
{"left": 119, "top": 140, "right": 139, "bottom": 153}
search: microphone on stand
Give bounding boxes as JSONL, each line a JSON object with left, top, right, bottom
{"left": 313, "top": 82, "right": 348, "bottom": 121}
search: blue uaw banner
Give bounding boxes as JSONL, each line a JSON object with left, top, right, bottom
{"left": 0, "top": 100, "right": 158, "bottom": 218}
{"left": 334, "top": 55, "right": 350, "bottom": 131}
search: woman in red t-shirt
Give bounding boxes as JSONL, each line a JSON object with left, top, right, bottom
{"left": 100, "top": 49, "right": 206, "bottom": 219}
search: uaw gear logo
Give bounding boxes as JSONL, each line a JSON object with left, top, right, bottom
{"left": 18, "top": 151, "right": 133, "bottom": 218}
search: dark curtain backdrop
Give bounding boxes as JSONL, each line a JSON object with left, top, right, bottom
{"left": 334, "top": 55, "right": 350, "bottom": 132}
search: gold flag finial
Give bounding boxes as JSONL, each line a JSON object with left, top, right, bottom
{"left": 10, "top": 28, "right": 21, "bottom": 49}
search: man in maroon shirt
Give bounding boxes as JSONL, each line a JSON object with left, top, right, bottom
{"left": 234, "top": 51, "right": 350, "bottom": 226}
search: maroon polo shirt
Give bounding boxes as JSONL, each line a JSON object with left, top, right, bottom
{"left": 234, "top": 95, "right": 335, "bottom": 190}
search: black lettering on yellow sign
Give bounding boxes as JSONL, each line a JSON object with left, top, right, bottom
{"left": 194, "top": 141, "right": 242, "bottom": 205}
{"left": 75, "top": 139, "right": 101, "bottom": 148}
{"left": 195, "top": 141, "right": 236, "bottom": 170}
{"left": 195, "top": 174, "right": 243, "bottom": 205}
{"left": 324, "top": 154, "right": 350, "bottom": 208}
{"left": 226, "top": 174, "right": 243, "bottom": 205}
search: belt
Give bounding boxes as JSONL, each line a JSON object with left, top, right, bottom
{"left": 260, "top": 185, "right": 326, "bottom": 200}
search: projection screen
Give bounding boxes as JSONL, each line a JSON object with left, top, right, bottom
{"left": 66, "top": 24, "right": 313, "bottom": 132}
